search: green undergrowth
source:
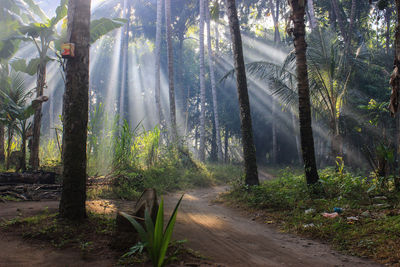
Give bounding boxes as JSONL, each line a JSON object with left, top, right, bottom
{"left": 224, "top": 168, "right": 400, "bottom": 265}
{"left": 87, "top": 163, "right": 243, "bottom": 201}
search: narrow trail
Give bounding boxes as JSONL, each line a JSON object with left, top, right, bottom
{"left": 0, "top": 182, "right": 382, "bottom": 266}
{"left": 165, "top": 186, "right": 381, "bottom": 267}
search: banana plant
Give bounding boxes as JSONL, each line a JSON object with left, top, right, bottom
{"left": 4, "top": 0, "right": 126, "bottom": 169}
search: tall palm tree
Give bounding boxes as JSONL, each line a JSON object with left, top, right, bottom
{"left": 288, "top": 0, "right": 319, "bottom": 185}
{"left": 155, "top": 0, "right": 164, "bottom": 128}
{"left": 226, "top": 0, "right": 259, "bottom": 186}
{"left": 59, "top": 0, "right": 91, "bottom": 220}
{"left": 199, "top": 0, "right": 206, "bottom": 161}
{"left": 165, "top": 0, "right": 177, "bottom": 140}
{"left": 389, "top": 0, "right": 400, "bottom": 117}
{"left": 206, "top": 1, "right": 222, "bottom": 161}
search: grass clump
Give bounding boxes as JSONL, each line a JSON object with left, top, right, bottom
{"left": 224, "top": 168, "right": 400, "bottom": 265}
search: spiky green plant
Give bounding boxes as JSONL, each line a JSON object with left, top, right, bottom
{"left": 121, "top": 194, "right": 184, "bottom": 267}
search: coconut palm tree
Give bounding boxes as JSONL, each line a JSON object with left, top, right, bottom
{"left": 199, "top": 0, "right": 206, "bottom": 161}
{"left": 226, "top": 0, "right": 259, "bottom": 186}
{"left": 165, "top": 0, "right": 177, "bottom": 141}
{"left": 239, "top": 28, "right": 364, "bottom": 161}
{"left": 205, "top": 0, "right": 222, "bottom": 161}
{"left": 288, "top": 0, "right": 319, "bottom": 185}
{"left": 59, "top": 0, "right": 91, "bottom": 220}
{"left": 154, "top": 0, "right": 164, "bottom": 128}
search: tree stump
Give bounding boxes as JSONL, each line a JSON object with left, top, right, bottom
{"left": 116, "top": 188, "right": 159, "bottom": 232}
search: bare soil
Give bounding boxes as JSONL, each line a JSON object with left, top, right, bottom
{"left": 0, "top": 186, "right": 383, "bottom": 267}
{"left": 164, "top": 186, "right": 382, "bottom": 267}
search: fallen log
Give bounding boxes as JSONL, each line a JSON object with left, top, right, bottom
{"left": 0, "top": 171, "right": 56, "bottom": 185}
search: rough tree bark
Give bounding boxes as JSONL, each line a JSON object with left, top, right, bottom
{"left": 289, "top": 0, "right": 319, "bottom": 185}
{"left": 155, "top": 0, "right": 164, "bottom": 127}
{"left": 206, "top": 1, "right": 222, "bottom": 161}
{"left": 59, "top": 0, "right": 91, "bottom": 220}
{"left": 226, "top": 0, "right": 259, "bottom": 186}
{"left": 199, "top": 0, "right": 206, "bottom": 161}
{"left": 165, "top": 0, "right": 177, "bottom": 139}
{"left": 389, "top": 0, "right": 400, "bottom": 117}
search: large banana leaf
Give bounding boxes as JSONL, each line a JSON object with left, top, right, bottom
{"left": 11, "top": 57, "right": 52, "bottom": 76}
{"left": 90, "top": 18, "right": 127, "bottom": 44}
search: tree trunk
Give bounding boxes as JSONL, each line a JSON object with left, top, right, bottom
{"left": 389, "top": 0, "right": 400, "bottom": 116}
{"left": 199, "top": 0, "right": 206, "bottom": 161}
{"left": 6, "top": 128, "right": 12, "bottom": 170}
{"left": 29, "top": 62, "right": 46, "bottom": 170}
{"left": 386, "top": 6, "right": 392, "bottom": 55}
{"left": 224, "top": 128, "right": 229, "bottom": 163}
{"left": 165, "top": 0, "right": 177, "bottom": 140}
{"left": 206, "top": 1, "right": 223, "bottom": 161}
{"left": 291, "top": 112, "right": 302, "bottom": 164}
{"left": 272, "top": 100, "right": 277, "bottom": 164}
{"left": 307, "top": 0, "right": 318, "bottom": 30}
{"left": 0, "top": 125, "right": 4, "bottom": 164}
{"left": 329, "top": 1, "right": 337, "bottom": 31}
{"left": 226, "top": 0, "right": 259, "bottom": 186}
{"left": 289, "top": 0, "right": 319, "bottom": 185}
{"left": 59, "top": 0, "right": 91, "bottom": 220}
{"left": 269, "top": 0, "right": 281, "bottom": 44}
{"left": 331, "top": 0, "right": 347, "bottom": 43}
{"left": 119, "top": 0, "right": 130, "bottom": 123}
{"left": 155, "top": 0, "right": 164, "bottom": 128}
{"left": 345, "top": 0, "right": 356, "bottom": 55}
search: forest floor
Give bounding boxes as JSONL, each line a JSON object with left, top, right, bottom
{"left": 0, "top": 173, "right": 383, "bottom": 267}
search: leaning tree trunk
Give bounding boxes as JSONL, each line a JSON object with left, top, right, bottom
{"left": 289, "top": 0, "right": 319, "bottom": 185}
{"left": 199, "top": 0, "right": 206, "bottom": 161}
{"left": 226, "top": 0, "right": 259, "bottom": 186}
{"left": 29, "top": 61, "right": 46, "bottom": 170}
{"left": 206, "top": 1, "right": 223, "bottom": 161}
{"left": 165, "top": 0, "right": 177, "bottom": 140}
{"left": 0, "top": 125, "right": 4, "bottom": 164}
{"left": 59, "top": 0, "right": 91, "bottom": 220}
{"left": 155, "top": 0, "right": 164, "bottom": 128}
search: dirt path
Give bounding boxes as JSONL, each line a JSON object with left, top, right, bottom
{"left": 0, "top": 186, "right": 382, "bottom": 267}
{"left": 165, "top": 186, "right": 382, "bottom": 267}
